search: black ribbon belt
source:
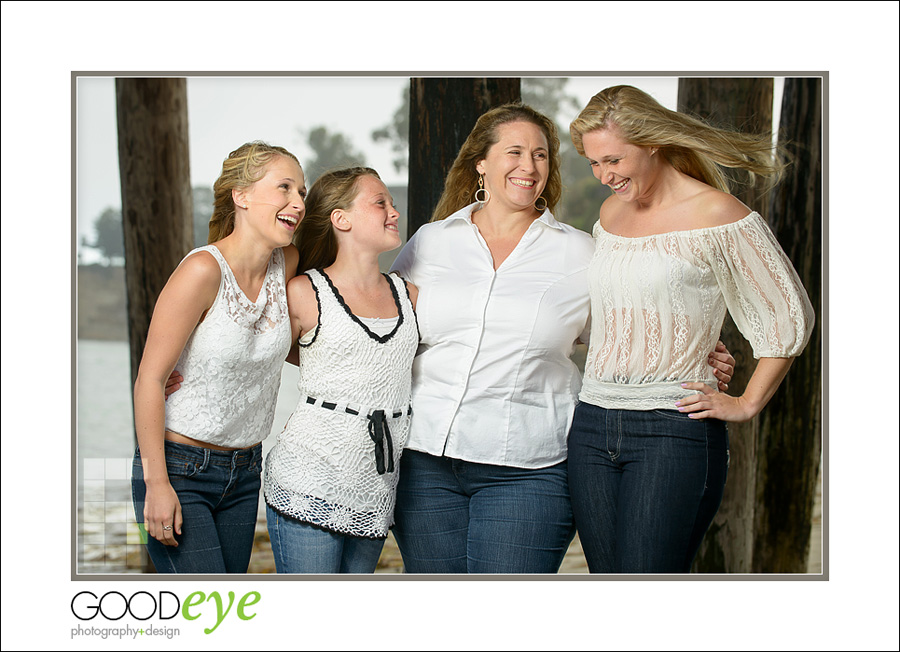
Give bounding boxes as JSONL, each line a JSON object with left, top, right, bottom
{"left": 367, "top": 410, "right": 394, "bottom": 475}
{"left": 304, "top": 396, "right": 411, "bottom": 475}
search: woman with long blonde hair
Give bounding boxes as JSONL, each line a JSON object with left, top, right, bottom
{"left": 132, "top": 142, "right": 304, "bottom": 573}
{"left": 566, "top": 85, "right": 814, "bottom": 573}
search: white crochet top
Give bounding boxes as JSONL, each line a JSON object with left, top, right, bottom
{"left": 164, "top": 245, "right": 291, "bottom": 448}
{"left": 264, "top": 269, "right": 419, "bottom": 540}
{"left": 580, "top": 212, "right": 815, "bottom": 410}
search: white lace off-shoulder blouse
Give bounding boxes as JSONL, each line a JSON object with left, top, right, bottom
{"left": 579, "top": 211, "right": 815, "bottom": 411}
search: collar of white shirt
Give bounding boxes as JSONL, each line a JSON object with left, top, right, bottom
{"left": 445, "top": 202, "right": 565, "bottom": 232}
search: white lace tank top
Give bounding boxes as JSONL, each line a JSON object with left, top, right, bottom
{"left": 164, "top": 245, "right": 292, "bottom": 448}
{"left": 264, "top": 269, "right": 419, "bottom": 539}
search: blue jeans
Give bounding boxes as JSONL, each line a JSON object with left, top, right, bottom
{"left": 131, "top": 441, "right": 262, "bottom": 574}
{"left": 392, "top": 450, "right": 575, "bottom": 574}
{"left": 266, "top": 505, "right": 385, "bottom": 573}
{"left": 567, "top": 402, "right": 729, "bottom": 573}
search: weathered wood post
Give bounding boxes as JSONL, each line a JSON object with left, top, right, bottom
{"left": 753, "top": 77, "right": 823, "bottom": 572}
{"left": 116, "top": 78, "right": 194, "bottom": 386}
{"left": 116, "top": 77, "right": 193, "bottom": 573}
{"left": 678, "top": 78, "right": 774, "bottom": 572}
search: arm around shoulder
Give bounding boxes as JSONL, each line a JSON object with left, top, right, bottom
{"left": 282, "top": 244, "right": 300, "bottom": 282}
{"left": 404, "top": 280, "right": 419, "bottom": 310}
{"left": 389, "top": 229, "right": 421, "bottom": 280}
{"left": 287, "top": 273, "right": 319, "bottom": 342}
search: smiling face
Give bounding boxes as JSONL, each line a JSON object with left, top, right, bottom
{"left": 341, "top": 175, "right": 401, "bottom": 252}
{"left": 238, "top": 155, "right": 307, "bottom": 246}
{"left": 581, "top": 126, "right": 659, "bottom": 202}
{"left": 475, "top": 120, "right": 550, "bottom": 213}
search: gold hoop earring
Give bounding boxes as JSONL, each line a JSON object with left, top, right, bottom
{"left": 534, "top": 197, "right": 548, "bottom": 212}
{"left": 474, "top": 174, "right": 491, "bottom": 205}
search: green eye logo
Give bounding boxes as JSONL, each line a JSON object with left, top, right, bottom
{"left": 71, "top": 590, "right": 260, "bottom": 635}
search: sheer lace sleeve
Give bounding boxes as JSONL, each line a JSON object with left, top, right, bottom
{"left": 700, "top": 213, "right": 814, "bottom": 359}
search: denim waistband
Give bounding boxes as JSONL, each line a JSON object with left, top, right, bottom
{"left": 155, "top": 439, "right": 262, "bottom": 466}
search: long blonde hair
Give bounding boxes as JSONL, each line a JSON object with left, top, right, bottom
{"left": 431, "top": 103, "right": 562, "bottom": 221}
{"left": 208, "top": 141, "right": 301, "bottom": 243}
{"left": 569, "top": 85, "right": 786, "bottom": 192}
{"left": 296, "top": 167, "right": 381, "bottom": 272}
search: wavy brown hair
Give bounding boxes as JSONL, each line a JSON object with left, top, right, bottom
{"left": 208, "top": 141, "right": 301, "bottom": 243}
{"left": 569, "top": 85, "right": 786, "bottom": 193}
{"left": 295, "top": 167, "right": 381, "bottom": 272}
{"left": 431, "top": 103, "right": 562, "bottom": 222}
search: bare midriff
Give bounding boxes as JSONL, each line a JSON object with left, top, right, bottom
{"left": 164, "top": 430, "right": 253, "bottom": 451}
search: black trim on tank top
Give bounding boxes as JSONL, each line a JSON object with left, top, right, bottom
{"left": 298, "top": 271, "right": 322, "bottom": 348}
{"left": 318, "top": 269, "right": 405, "bottom": 344}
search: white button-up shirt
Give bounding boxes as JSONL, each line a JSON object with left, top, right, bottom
{"left": 391, "top": 203, "right": 594, "bottom": 468}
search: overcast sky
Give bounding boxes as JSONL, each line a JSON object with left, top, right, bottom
{"left": 76, "top": 75, "right": 691, "bottom": 255}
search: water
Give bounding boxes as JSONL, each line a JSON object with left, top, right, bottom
{"left": 77, "top": 340, "right": 137, "bottom": 460}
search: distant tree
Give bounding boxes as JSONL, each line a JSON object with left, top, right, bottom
{"left": 192, "top": 185, "right": 214, "bottom": 247}
{"left": 89, "top": 187, "right": 212, "bottom": 258}
{"left": 522, "top": 78, "right": 582, "bottom": 127}
{"left": 557, "top": 147, "right": 610, "bottom": 233}
{"left": 86, "top": 207, "right": 125, "bottom": 264}
{"left": 526, "top": 79, "right": 605, "bottom": 232}
{"left": 371, "top": 86, "right": 410, "bottom": 175}
{"left": 302, "top": 125, "right": 368, "bottom": 183}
